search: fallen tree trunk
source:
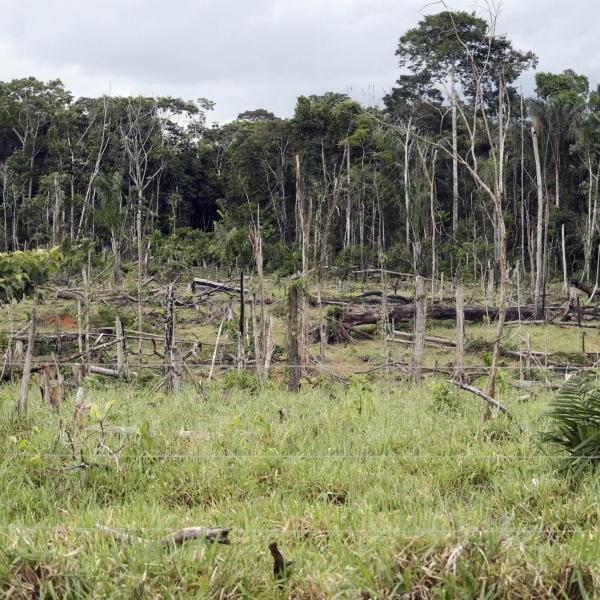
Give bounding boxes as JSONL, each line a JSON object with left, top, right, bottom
{"left": 340, "top": 302, "right": 600, "bottom": 327}
{"left": 190, "top": 278, "right": 241, "bottom": 294}
{"left": 343, "top": 303, "right": 534, "bottom": 325}
{"left": 14, "top": 332, "right": 84, "bottom": 343}
{"left": 316, "top": 292, "right": 412, "bottom": 307}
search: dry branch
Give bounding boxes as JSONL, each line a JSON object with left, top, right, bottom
{"left": 95, "top": 524, "right": 231, "bottom": 546}
{"left": 449, "top": 380, "right": 512, "bottom": 417}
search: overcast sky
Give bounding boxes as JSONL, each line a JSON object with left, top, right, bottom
{"left": 1, "top": 0, "right": 598, "bottom": 124}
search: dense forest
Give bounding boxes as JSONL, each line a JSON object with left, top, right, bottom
{"left": 1, "top": 10, "right": 599, "bottom": 294}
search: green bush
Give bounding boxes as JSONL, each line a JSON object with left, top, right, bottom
{"left": 430, "top": 380, "right": 462, "bottom": 413}
{"left": 91, "top": 305, "right": 135, "bottom": 329}
{"left": 0, "top": 247, "right": 60, "bottom": 303}
{"left": 542, "top": 372, "right": 600, "bottom": 475}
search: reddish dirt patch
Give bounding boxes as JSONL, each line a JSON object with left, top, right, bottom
{"left": 41, "top": 313, "right": 78, "bottom": 330}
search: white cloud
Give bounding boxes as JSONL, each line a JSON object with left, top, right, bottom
{"left": 1, "top": 0, "right": 598, "bottom": 123}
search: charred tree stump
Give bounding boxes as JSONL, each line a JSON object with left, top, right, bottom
{"left": 287, "top": 283, "right": 301, "bottom": 392}
{"left": 164, "top": 283, "right": 180, "bottom": 391}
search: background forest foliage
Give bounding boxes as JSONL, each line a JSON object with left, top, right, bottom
{"left": 0, "top": 10, "right": 598, "bottom": 287}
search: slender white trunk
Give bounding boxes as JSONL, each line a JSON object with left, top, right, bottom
{"left": 531, "top": 123, "right": 545, "bottom": 319}
{"left": 404, "top": 124, "right": 411, "bottom": 247}
{"left": 452, "top": 70, "right": 459, "bottom": 234}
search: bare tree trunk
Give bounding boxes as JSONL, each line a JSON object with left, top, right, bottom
{"left": 164, "top": 283, "right": 179, "bottom": 389}
{"left": 238, "top": 270, "right": 245, "bottom": 368}
{"left": 51, "top": 172, "right": 62, "bottom": 246}
{"left": 454, "top": 283, "right": 465, "bottom": 382}
{"left": 1, "top": 164, "right": 8, "bottom": 251}
{"left": 77, "top": 298, "right": 83, "bottom": 354}
{"left": 136, "top": 194, "right": 144, "bottom": 365}
{"left": 251, "top": 292, "right": 262, "bottom": 381}
{"left": 561, "top": 223, "right": 568, "bottom": 293}
{"left": 531, "top": 123, "right": 545, "bottom": 320}
{"left": 18, "top": 310, "right": 36, "bottom": 416}
{"left": 344, "top": 138, "right": 351, "bottom": 247}
{"left": 316, "top": 266, "right": 326, "bottom": 367}
{"left": 452, "top": 69, "right": 459, "bottom": 234}
{"left": 287, "top": 283, "right": 301, "bottom": 392}
{"left": 208, "top": 316, "right": 225, "bottom": 382}
{"left": 82, "top": 266, "right": 90, "bottom": 365}
{"left": 486, "top": 209, "right": 508, "bottom": 407}
{"left": 520, "top": 90, "right": 526, "bottom": 277}
{"left": 296, "top": 155, "right": 311, "bottom": 374}
{"left": 250, "top": 222, "right": 266, "bottom": 381}
{"left": 115, "top": 316, "right": 126, "bottom": 375}
{"left": 583, "top": 159, "right": 599, "bottom": 283}
{"left": 404, "top": 123, "right": 412, "bottom": 247}
{"left": 413, "top": 276, "right": 426, "bottom": 381}
{"left": 111, "top": 229, "right": 121, "bottom": 286}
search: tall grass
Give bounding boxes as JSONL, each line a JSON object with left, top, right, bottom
{"left": 0, "top": 377, "right": 598, "bottom": 598}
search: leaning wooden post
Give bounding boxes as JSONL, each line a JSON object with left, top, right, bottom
{"left": 208, "top": 316, "right": 225, "bottom": 382}
{"left": 287, "top": 283, "right": 301, "bottom": 391}
{"left": 413, "top": 276, "right": 427, "bottom": 381}
{"left": 18, "top": 309, "right": 36, "bottom": 416}
{"left": 454, "top": 283, "right": 465, "bottom": 382}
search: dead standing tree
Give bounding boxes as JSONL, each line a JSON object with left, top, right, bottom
{"left": 410, "top": 2, "right": 535, "bottom": 407}
{"left": 295, "top": 155, "right": 312, "bottom": 375}
{"left": 531, "top": 117, "right": 546, "bottom": 319}
{"left": 413, "top": 276, "right": 427, "bottom": 380}
{"left": 312, "top": 144, "right": 347, "bottom": 366}
{"left": 164, "top": 283, "right": 181, "bottom": 390}
{"left": 249, "top": 212, "right": 270, "bottom": 382}
{"left": 454, "top": 282, "right": 466, "bottom": 382}
{"left": 287, "top": 283, "right": 301, "bottom": 392}
{"left": 121, "top": 99, "right": 167, "bottom": 365}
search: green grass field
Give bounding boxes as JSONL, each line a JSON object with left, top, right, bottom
{"left": 1, "top": 375, "right": 599, "bottom": 598}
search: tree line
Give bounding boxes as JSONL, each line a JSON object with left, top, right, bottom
{"left": 1, "top": 9, "right": 599, "bottom": 300}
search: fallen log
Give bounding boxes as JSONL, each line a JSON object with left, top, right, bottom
{"left": 343, "top": 303, "right": 537, "bottom": 325}
{"left": 55, "top": 289, "right": 82, "bottom": 300}
{"left": 191, "top": 278, "right": 241, "bottom": 294}
{"left": 88, "top": 365, "right": 120, "bottom": 378}
{"left": 316, "top": 292, "right": 412, "bottom": 307}
{"left": 13, "top": 332, "right": 83, "bottom": 343}
{"left": 340, "top": 302, "right": 600, "bottom": 327}
{"left": 95, "top": 524, "right": 231, "bottom": 546}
